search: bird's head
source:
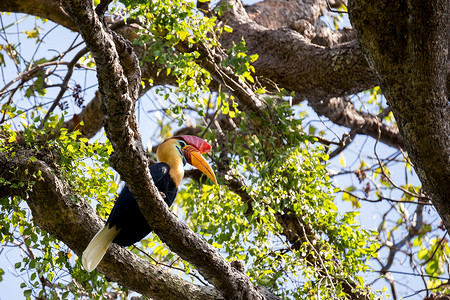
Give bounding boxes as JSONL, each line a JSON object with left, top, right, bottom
{"left": 156, "top": 135, "right": 217, "bottom": 186}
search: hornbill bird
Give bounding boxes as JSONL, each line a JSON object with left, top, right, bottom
{"left": 82, "top": 135, "right": 217, "bottom": 272}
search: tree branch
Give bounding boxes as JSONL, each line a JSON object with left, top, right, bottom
{"left": 220, "top": 0, "right": 378, "bottom": 99}
{"left": 308, "top": 96, "right": 403, "bottom": 148}
{"left": 243, "top": 0, "right": 355, "bottom": 46}
{"left": 0, "top": 150, "right": 222, "bottom": 300}
{"left": 60, "top": 0, "right": 267, "bottom": 299}
{"left": 0, "top": 0, "right": 77, "bottom": 31}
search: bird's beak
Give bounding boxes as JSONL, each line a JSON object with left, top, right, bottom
{"left": 182, "top": 145, "right": 217, "bottom": 185}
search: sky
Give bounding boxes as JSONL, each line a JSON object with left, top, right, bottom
{"left": 0, "top": 3, "right": 444, "bottom": 299}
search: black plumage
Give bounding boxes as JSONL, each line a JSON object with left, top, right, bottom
{"left": 82, "top": 135, "right": 216, "bottom": 272}
{"left": 107, "top": 162, "right": 177, "bottom": 246}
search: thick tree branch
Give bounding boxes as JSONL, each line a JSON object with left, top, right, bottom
{"left": 220, "top": 0, "right": 378, "bottom": 99}
{"left": 0, "top": 0, "right": 77, "bottom": 31}
{"left": 308, "top": 96, "right": 403, "bottom": 148}
{"left": 0, "top": 150, "right": 222, "bottom": 300}
{"left": 244, "top": 0, "right": 355, "bottom": 46}
{"left": 60, "top": 0, "right": 267, "bottom": 299}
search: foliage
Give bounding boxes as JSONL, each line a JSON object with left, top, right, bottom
{"left": 131, "top": 0, "right": 215, "bottom": 120}
{"left": 178, "top": 103, "right": 374, "bottom": 298}
{"left": 0, "top": 1, "right": 447, "bottom": 299}
{"left": 0, "top": 112, "right": 122, "bottom": 298}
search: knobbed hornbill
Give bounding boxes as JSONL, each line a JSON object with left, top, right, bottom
{"left": 82, "top": 135, "right": 217, "bottom": 272}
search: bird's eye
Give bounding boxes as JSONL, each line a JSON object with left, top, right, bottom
{"left": 178, "top": 141, "right": 187, "bottom": 148}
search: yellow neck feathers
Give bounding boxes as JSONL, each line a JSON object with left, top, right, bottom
{"left": 156, "top": 139, "right": 184, "bottom": 186}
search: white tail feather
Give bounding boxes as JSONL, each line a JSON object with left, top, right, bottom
{"left": 82, "top": 226, "right": 119, "bottom": 272}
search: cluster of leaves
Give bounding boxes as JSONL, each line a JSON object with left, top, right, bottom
{"left": 415, "top": 235, "right": 450, "bottom": 293}
{"left": 0, "top": 109, "right": 123, "bottom": 299}
{"left": 127, "top": 0, "right": 213, "bottom": 118}
{"left": 178, "top": 103, "right": 375, "bottom": 299}
{"left": 222, "top": 39, "right": 258, "bottom": 84}
{"left": 122, "top": 0, "right": 258, "bottom": 123}
{"left": 51, "top": 123, "right": 118, "bottom": 219}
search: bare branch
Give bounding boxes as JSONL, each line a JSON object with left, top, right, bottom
{"left": 309, "top": 96, "right": 404, "bottom": 148}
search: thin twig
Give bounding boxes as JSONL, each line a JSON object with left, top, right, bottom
{"left": 338, "top": 189, "right": 432, "bottom": 205}
{"left": 131, "top": 245, "right": 209, "bottom": 286}
{"left": 27, "top": 24, "right": 60, "bottom": 71}
{"left": 403, "top": 280, "right": 450, "bottom": 299}
{"left": 38, "top": 47, "right": 89, "bottom": 130}
{"left": 328, "top": 130, "right": 356, "bottom": 159}
{"left": 374, "top": 122, "right": 428, "bottom": 200}
{"left": 420, "top": 232, "right": 448, "bottom": 267}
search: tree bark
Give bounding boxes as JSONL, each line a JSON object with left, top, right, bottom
{"left": 220, "top": 0, "right": 377, "bottom": 99}
{"left": 0, "top": 0, "right": 406, "bottom": 149}
{"left": 348, "top": 1, "right": 450, "bottom": 226}
{"left": 59, "top": 0, "right": 268, "bottom": 299}
{"left": 0, "top": 150, "right": 223, "bottom": 300}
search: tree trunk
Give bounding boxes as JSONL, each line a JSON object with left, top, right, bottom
{"left": 348, "top": 0, "right": 450, "bottom": 227}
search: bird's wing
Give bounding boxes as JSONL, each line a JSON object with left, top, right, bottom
{"left": 107, "top": 163, "right": 172, "bottom": 227}
{"left": 149, "top": 162, "right": 171, "bottom": 184}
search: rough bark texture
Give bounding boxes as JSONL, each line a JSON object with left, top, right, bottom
{"left": 59, "top": 0, "right": 267, "bottom": 299}
{"left": 244, "top": 0, "right": 354, "bottom": 46}
{"left": 220, "top": 0, "right": 377, "bottom": 100}
{"left": 348, "top": 0, "right": 450, "bottom": 228}
{"left": 0, "top": 151, "right": 223, "bottom": 300}
{"left": 0, "top": 0, "right": 405, "bottom": 149}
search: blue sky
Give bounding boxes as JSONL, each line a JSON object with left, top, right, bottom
{"left": 0, "top": 4, "right": 442, "bottom": 299}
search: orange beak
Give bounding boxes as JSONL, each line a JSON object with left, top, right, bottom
{"left": 182, "top": 145, "right": 217, "bottom": 185}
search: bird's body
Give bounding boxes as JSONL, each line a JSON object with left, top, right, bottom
{"left": 82, "top": 135, "right": 217, "bottom": 272}
{"left": 108, "top": 162, "right": 177, "bottom": 246}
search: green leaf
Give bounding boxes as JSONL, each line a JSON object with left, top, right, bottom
{"left": 417, "top": 248, "right": 429, "bottom": 260}
{"left": 339, "top": 153, "right": 346, "bottom": 167}
{"left": 413, "top": 237, "right": 422, "bottom": 247}
{"left": 425, "top": 260, "right": 439, "bottom": 276}
{"left": 223, "top": 25, "right": 233, "bottom": 33}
